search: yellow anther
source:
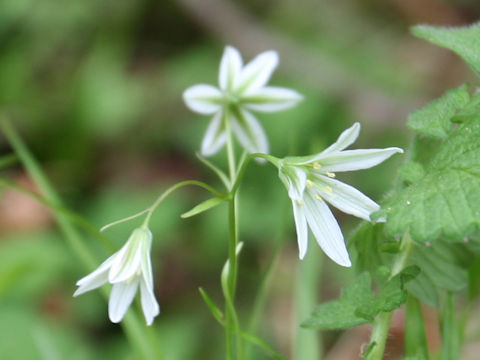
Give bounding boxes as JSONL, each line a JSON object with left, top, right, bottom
{"left": 296, "top": 199, "right": 304, "bottom": 206}
{"left": 306, "top": 180, "right": 313, "bottom": 188}
{"left": 313, "top": 162, "right": 321, "bottom": 170}
{"left": 326, "top": 172, "right": 336, "bottom": 178}
{"left": 315, "top": 194, "right": 323, "bottom": 202}
{"left": 325, "top": 186, "right": 333, "bottom": 193}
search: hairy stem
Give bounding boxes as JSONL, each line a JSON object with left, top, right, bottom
{"left": 363, "top": 232, "right": 414, "bottom": 360}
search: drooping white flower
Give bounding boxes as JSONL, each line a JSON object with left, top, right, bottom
{"left": 73, "top": 227, "right": 160, "bottom": 325}
{"left": 183, "top": 45, "right": 303, "bottom": 156}
{"left": 277, "top": 122, "right": 403, "bottom": 266}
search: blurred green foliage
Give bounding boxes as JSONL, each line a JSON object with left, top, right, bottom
{"left": 1, "top": 0, "right": 479, "bottom": 359}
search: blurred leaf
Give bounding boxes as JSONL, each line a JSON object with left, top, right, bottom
{"left": 0, "top": 306, "right": 93, "bottom": 360}
{"left": 441, "top": 293, "right": 459, "bottom": 360}
{"left": 407, "top": 84, "right": 469, "bottom": 139}
{"left": 0, "top": 232, "right": 73, "bottom": 300}
{"left": 377, "top": 117, "right": 480, "bottom": 243}
{"left": 412, "top": 23, "right": 480, "bottom": 76}
{"left": 405, "top": 295, "right": 429, "bottom": 359}
{"left": 406, "top": 239, "right": 470, "bottom": 307}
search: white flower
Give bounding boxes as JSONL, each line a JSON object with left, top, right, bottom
{"left": 277, "top": 122, "right": 403, "bottom": 266}
{"left": 183, "top": 45, "right": 303, "bottom": 156}
{"left": 73, "top": 227, "right": 160, "bottom": 326}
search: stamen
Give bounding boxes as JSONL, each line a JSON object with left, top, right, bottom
{"left": 296, "top": 199, "right": 303, "bottom": 206}
{"left": 325, "top": 186, "right": 333, "bottom": 193}
{"left": 326, "top": 172, "right": 336, "bottom": 178}
{"left": 315, "top": 194, "right": 323, "bottom": 202}
{"left": 306, "top": 180, "right": 313, "bottom": 188}
{"left": 313, "top": 162, "right": 321, "bottom": 170}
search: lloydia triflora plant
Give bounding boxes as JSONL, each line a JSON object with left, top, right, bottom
{"left": 1, "top": 22, "right": 480, "bottom": 360}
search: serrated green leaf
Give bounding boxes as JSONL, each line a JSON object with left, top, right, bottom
{"left": 302, "top": 268, "right": 418, "bottom": 330}
{"left": 398, "top": 162, "right": 425, "bottom": 184}
{"left": 380, "top": 117, "right": 480, "bottom": 243}
{"left": 412, "top": 23, "right": 480, "bottom": 76}
{"left": 301, "top": 272, "right": 373, "bottom": 330}
{"left": 356, "top": 266, "right": 419, "bottom": 321}
{"left": 181, "top": 197, "right": 226, "bottom": 218}
{"left": 407, "top": 84, "right": 469, "bottom": 139}
{"left": 453, "top": 92, "right": 480, "bottom": 123}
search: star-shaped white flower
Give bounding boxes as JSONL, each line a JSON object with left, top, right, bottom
{"left": 183, "top": 45, "right": 303, "bottom": 156}
{"left": 277, "top": 122, "right": 403, "bottom": 266}
{"left": 73, "top": 227, "right": 160, "bottom": 325}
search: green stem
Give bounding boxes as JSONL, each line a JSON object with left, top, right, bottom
{"left": 295, "top": 244, "right": 322, "bottom": 360}
{"left": 363, "top": 232, "right": 414, "bottom": 360}
{"left": 0, "top": 118, "right": 162, "bottom": 360}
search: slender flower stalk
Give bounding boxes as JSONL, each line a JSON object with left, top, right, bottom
{"left": 183, "top": 45, "right": 303, "bottom": 156}
{"left": 74, "top": 227, "right": 160, "bottom": 326}
{"left": 276, "top": 122, "right": 403, "bottom": 266}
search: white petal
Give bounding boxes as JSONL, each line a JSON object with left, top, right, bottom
{"left": 296, "top": 123, "right": 361, "bottom": 165}
{"left": 108, "top": 280, "right": 139, "bottom": 323}
{"left": 231, "top": 109, "right": 269, "bottom": 154}
{"left": 183, "top": 84, "right": 223, "bottom": 114}
{"left": 219, "top": 46, "right": 243, "bottom": 91}
{"left": 140, "top": 233, "right": 154, "bottom": 288}
{"left": 313, "top": 176, "right": 380, "bottom": 221}
{"left": 140, "top": 279, "right": 160, "bottom": 326}
{"left": 109, "top": 235, "right": 143, "bottom": 283}
{"left": 303, "top": 194, "right": 351, "bottom": 267}
{"left": 73, "top": 254, "right": 115, "bottom": 297}
{"left": 322, "top": 122, "right": 361, "bottom": 154}
{"left": 242, "top": 86, "right": 303, "bottom": 113}
{"left": 236, "top": 50, "right": 278, "bottom": 93}
{"left": 201, "top": 111, "right": 227, "bottom": 156}
{"left": 316, "top": 147, "right": 404, "bottom": 172}
{"left": 292, "top": 200, "right": 308, "bottom": 259}
{"left": 279, "top": 166, "right": 307, "bottom": 201}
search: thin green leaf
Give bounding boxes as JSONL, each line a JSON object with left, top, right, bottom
{"left": 181, "top": 197, "right": 226, "bottom": 218}
{"left": 240, "top": 332, "right": 287, "bottom": 360}
{"left": 198, "top": 287, "right": 224, "bottom": 326}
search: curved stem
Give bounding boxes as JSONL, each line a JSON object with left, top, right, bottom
{"left": 363, "top": 232, "right": 414, "bottom": 360}
{"left": 142, "top": 180, "right": 226, "bottom": 227}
